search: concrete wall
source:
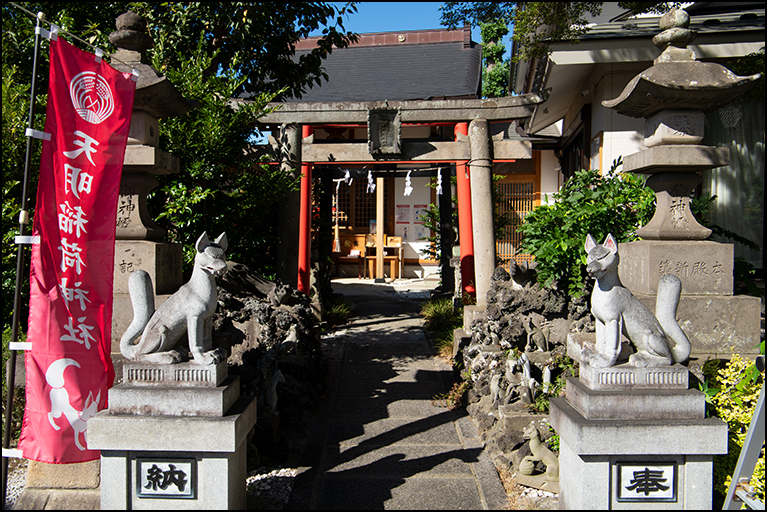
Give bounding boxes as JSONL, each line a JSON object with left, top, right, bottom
{"left": 591, "top": 63, "right": 648, "bottom": 174}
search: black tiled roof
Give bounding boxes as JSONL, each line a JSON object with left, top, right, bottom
{"left": 286, "top": 41, "right": 482, "bottom": 103}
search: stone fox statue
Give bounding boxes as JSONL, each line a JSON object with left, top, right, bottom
{"left": 120, "top": 232, "right": 228, "bottom": 365}
{"left": 583, "top": 233, "right": 690, "bottom": 368}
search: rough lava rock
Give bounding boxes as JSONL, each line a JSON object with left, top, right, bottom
{"left": 212, "top": 262, "right": 325, "bottom": 464}
{"left": 460, "top": 266, "right": 594, "bottom": 478}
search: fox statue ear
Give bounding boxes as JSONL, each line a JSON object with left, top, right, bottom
{"left": 214, "top": 232, "right": 228, "bottom": 252}
{"left": 196, "top": 232, "right": 210, "bottom": 253}
{"left": 584, "top": 234, "right": 597, "bottom": 253}
{"left": 603, "top": 233, "right": 618, "bottom": 254}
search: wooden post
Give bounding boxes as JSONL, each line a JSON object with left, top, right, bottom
{"left": 438, "top": 165, "right": 455, "bottom": 293}
{"left": 376, "top": 176, "right": 385, "bottom": 282}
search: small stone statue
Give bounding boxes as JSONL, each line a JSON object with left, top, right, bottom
{"left": 523, "top": 314, "right": 549, "bottom": 352}
{"left": 517, "top": 422, "right": 559, "bottom": 492}
{"left": 120, "top": 232, "right": 228, "bottom": 365}
{"left": 583, "top": 233, "right": 691, "bottom": 368}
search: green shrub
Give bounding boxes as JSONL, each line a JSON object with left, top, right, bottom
{"left": 703, "top": 352, "right": 765, "bottom": 507}
{"left": 528, "top": 354, "right": 579, "bottom": 414}
{"left": 420, "top": 298, "right": 463, "bottom": 359}
{"left": 517, "top": 159, "right": 655, "bottom": 297}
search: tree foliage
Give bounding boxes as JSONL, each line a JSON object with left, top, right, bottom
{"left": 2, "top": 2, "right": 358, "bottom": 100}
{"left": 440, "top": 2, "right": 683, "bottom": 62}
{"left": 1, "top": 62, "right": 39, "bottom": 331}
{"left": 147, "top": 36, "right": 299, "bottom": 273}
{"left": 1, "top": 2, "right": 359, "bottom": 332}
{"left": 131, "top": 2, "right": 359, "bottom": 100}
{"left": 479, "top": 20, "right": 509, "bottom": 98}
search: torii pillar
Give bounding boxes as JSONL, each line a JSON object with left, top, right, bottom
{"left": 297, "top": 125, "right": 313, "bottom": 295}
{"left": 468, "top": 119, "right": 495, "bottom": 308}
{"left": 454, "top": 122, "right": 476, "bottom": 301}
{"left": 277, "top": 123, "right": 302, "bottom": 288}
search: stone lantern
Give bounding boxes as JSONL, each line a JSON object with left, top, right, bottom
{"left": 603, "top": 7, "right": 762, "bottom": 357}
{"left": 108, "top": 11, "right": 197, "bottom": 351}
{"left": 604, "top": 8, "right": 759, "bottom": 241}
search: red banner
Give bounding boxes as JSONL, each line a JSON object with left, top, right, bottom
{"left": 18, "top": 38, "right": 135, "bottom": 463}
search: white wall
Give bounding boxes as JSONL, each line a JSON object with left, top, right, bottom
{"left": 591, "top": 63, "right": 648, "bottom": 174}
{"left": 393, "top": 175, "right": 433, "bottom": 260}
{"left": 540, "top": 150, "right": 561, "bottom": 204}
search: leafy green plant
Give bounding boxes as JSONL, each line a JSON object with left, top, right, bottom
{"left": 528, "top": 354, "right": 579, "bottom": 414}
{"left": 546, "top": 425, "right": 560, "bottom": 452}
{"left": 418, "top": 175, "right": 512, "bottom": 268}
{"left": 417, "top": 175, "right": 458, "bottom": 265}
{"left": 432, "top": 380, "right": 470, "bottom": 410}
{"left": 517, "top": 158, "right": 655, "bottom": 297}
{"left": 702, "top": 351, "right": 765, "bottom": 507}
{"left": 2, "top": 61, "right": 43, "bottom": 333}
{"left": 323, "top": 297, "right": 353, "bottom": 327}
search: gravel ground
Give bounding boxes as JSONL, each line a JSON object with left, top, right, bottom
{"left": 4, "top": 461, "right": 298, "bottom": 510}
{"left": 4, "top": 457, "right": 27, "bottom": 510}
{"left": 246, "top": 466, "right": 298, "bottom": 509}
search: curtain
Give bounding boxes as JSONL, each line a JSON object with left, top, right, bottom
{"left": 702, "top": 101, "right": 764, "bottom": 269}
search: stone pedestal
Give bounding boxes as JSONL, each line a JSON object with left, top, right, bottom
{"left": 619, "top": 241, "right": 762, "bottom": 358}
{"left": 13, "top": 460, "right": 101, "bottom": 510}
{"left": 550, "top": 334, "right": 728, "bottom": 509}
{"left": 87, "top": 362, "right": 256, "bottom": 510}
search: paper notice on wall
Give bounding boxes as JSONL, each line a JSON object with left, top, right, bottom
{"left": 414, "top": 205, "right": 428, "bottom": 224}
{"left": 396, "top": 205, "right": 410, "bottom": 224}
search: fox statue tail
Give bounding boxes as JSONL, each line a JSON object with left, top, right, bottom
{"left": 119, "top": 270, "right": 155, "bottom": 360}
{"left": 655, "top": 274, "right": 691, "bottom": 364}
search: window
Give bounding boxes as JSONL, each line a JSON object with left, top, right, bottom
{"left": 335, "top": 174, "right": 391, "bottom": 234}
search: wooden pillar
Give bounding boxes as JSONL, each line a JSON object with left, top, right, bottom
{"left": 375, "top": 176, "right": 385, "bottom": 282}
{"left": 297, "top": 125, "right": 313, "bottom": 295}
{"left": 454, "top": 122, "right": 476, "bottom": 301}
{"left": 468, "top": 119, "right": 495, "bottom": 308}
{"left": 438, "top": 165, "right": 455, "bottom": 293}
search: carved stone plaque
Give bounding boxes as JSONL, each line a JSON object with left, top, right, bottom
{"left": 368, "top": 108, "right": 401, "bottom": 156}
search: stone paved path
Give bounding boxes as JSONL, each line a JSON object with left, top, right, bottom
{"left": 287, "top": 280, "right": 508, "bottom": 510}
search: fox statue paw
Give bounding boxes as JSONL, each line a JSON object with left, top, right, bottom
{"left": 193, "top": 348, "right": 226, "bottom": 366}
{"left": 582, "top": 347, "right": 617, "bottom": 368}
{"left": 628, "top": 352, "right": 672, "bottom": 368}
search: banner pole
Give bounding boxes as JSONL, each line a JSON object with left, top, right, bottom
{"left": 3, "top": 9, "right": 45, "bottom": 501}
